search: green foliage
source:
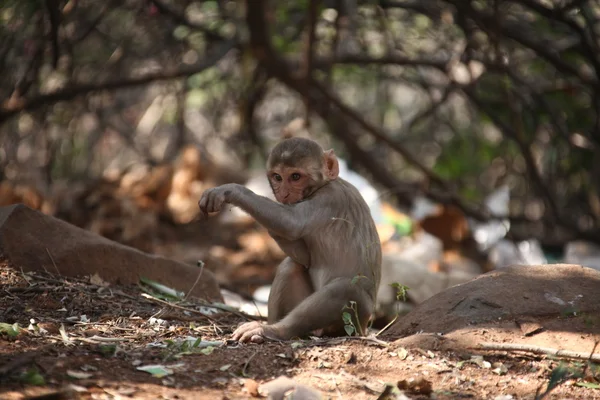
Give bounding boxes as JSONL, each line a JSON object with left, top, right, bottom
{"left": 536, "top": 361, "right": 594, "bottom": 399}
{"left": 20, "top": 368, "right": 45, "bottom": 386}
{"left": 162, "top": 337, "right": 221, "bottom": 361}
{"left": 576, "top": 382, "right": 600, "bottom": 389}
{"left": 545, "top": 363, "right": 582, "bottom": 394}
{"left": 0, "top": 322, "right": 20, "bottom": 338}
{"left": 391, "top": 283, "right": 409, "bottom": 302}
{"left": 98, "top": 344, "right": 118, "bottom": 357}
{"left": 342, "top": 300, "right": 362, "bottom": 337}
{"left": 432, "top": 126, "right": 516, "bottom": 201}
{"left": 342, "top": 311, "right": 355, "bottom": 336}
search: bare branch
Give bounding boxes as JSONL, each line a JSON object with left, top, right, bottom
{"left": 149, "top": 0, "right": 230, "bottom": 42}
{"left": 0, "top": 41, "right": 236, "bottom": 124}
{"left": 302, "top": 0, "right": 319, "bottom": 124}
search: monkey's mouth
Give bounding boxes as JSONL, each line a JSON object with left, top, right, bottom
{"left": 278, "top": 196, "right": 305, "bottom": 205}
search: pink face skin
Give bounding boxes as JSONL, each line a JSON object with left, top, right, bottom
{"left": 268, "top": 165, "right": 315, "bottom": 204}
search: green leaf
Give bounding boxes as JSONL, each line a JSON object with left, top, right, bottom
{"left": 20, "top": 369, "right": 45, "bottom": 386}
{"left": 98, "top": 344, "right": 117, "bottom": 357}
{"left": 344, "top": 325, "right": 355, "bottom": 336}
{"left": 546, "top": 363, "right": 576, "bottom": 393}
{"left": 342, "top": 312, "right": 353, "bottom": 324}
{"left": 576, "top": 382, "right": 600, "bottom": 389}
{"left": 137, "top": 365, "right": 173, "bottom": 378}
{"left": 0, "top": 322, "right": 20, "bottom": 337}
{"left": 200, "top": 346, "right": 215, "bottom": 355}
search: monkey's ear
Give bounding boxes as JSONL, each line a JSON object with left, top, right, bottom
{"left": 323, "top": 149, "right": 340, "bottom": 180}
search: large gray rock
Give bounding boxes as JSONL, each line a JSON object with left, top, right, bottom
{"left": 565, "top": 240, "right": 600, "bottom": 271}
{"left": 376, "top": 254, "right": 477, "bottom": 319}
{"left": 0, "top": 204, "right": 222, "bottom": 301}
{"left": 388, "top": 264, "right": 600, "bottom": 336}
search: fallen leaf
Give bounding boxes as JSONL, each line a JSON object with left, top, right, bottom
{"left": 220, "top": 364, "right": 231, "bottom": 371}
{"left": 136, "top": 364, "right": 173, "bottom": 378}
{"left": 66, "top": 369, "right": 93, "bottom": 379}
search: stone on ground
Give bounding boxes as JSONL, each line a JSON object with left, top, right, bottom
{"left": 388, "top": 264, "right": 600, "bottom": 336}
{"left": 0, "top": 204, "right": 222, "bottom": 301}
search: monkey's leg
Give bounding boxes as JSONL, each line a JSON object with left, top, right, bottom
{"left": 274, "top": 277, "right": 373, "bottom": 338}
{"left": 267, "top": 257, "right": 313, "bottom": 323}
{"left": 233, "top": 277, "right": 373, "bottom": 342}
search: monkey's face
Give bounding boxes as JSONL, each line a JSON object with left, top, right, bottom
{"left": 267, "top": 166, "right": 316, "bottom": 204}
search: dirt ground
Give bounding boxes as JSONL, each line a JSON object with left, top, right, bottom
{"left": 1, "top": 264, "right": 599, "bottom": 400}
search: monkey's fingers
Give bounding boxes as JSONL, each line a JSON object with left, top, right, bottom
{"left": 208, "top": 193, "right": 226, "bottom": 213}
{"left": 231, "top": 321, "right": 264, "bottom": 343}
{"left": 238, "top": 328, "right": 266, "bottom": 343}
{"left": 198, "top": 194, "right": 209, "bottom": 214}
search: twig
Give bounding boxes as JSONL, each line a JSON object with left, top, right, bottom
{"left": 195, "top": 300, "right": 261, "bottom": 321}
{"left": 478, "top": 342, "right": 600, "bottom": 362}
{"left": 242, "top": 350, "right": 259, "bottom": 377}
{"left": 184, "top": 260, "right": 205, "bottom": 301}
{"left": 312, "top": 335, "right": 390, "bottom": 348}
{"left": 141, "top": 293, "right": 219, "bottom": 324}
{"left": 375, "top": 314, "right": 399, "bottom": 337}
{"left": 141, "top": 293, "right": 258, "bottom": 323}
{"left": 45, "top": 248, "right": 61, "bottom": 275}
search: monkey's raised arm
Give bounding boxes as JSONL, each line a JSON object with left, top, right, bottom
{"left": 229, "top": 185, "right": 328, "bottom": 241}
{"left": 198, "top": 183, "right": 330, "bottom": 241}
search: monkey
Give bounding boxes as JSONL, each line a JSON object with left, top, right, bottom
{"left": 198, "top": 137, "right": 382, "bottom": 343}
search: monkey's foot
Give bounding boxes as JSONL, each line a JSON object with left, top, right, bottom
{"left": 231, "top": 321, "right": 284, "bottom": 343}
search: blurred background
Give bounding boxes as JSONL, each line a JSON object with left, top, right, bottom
{"left": 1, "top": 0, "right": 600, "bottom": 323}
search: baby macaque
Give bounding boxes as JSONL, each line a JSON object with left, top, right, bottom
{"left": 198, "top": 137, "right": 381, "bottom": 343}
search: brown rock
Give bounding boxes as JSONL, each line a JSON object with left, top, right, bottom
{"left": 388, "top": 264, "right": 600, "bottom": 336}
{"left": 0, "top": 204, "right": 222, "bottom": 301}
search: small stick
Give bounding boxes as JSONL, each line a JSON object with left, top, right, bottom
{"left": 311, "top": 335, "right": 389, "bottom": 348}
{"left": 141, "top": 293, "right": 220, "bottom": 325}
{"left": 375, "top": 314, "right": 398, "bottom": 337}
{"left": 46, "top": 248, "right": 61, "bottom": 275}
{"left": 184, "top": 260, "right": 205, "bottom": 301}
{"left": 478, "top": 342, "right": 600, "bottom": 362}
{"left": 242, "top": 350, "right": 259, "bottom": 377}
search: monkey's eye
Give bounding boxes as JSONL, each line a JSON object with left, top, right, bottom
{"left": 291, "top": 173, "right": 301, "bottom": 181}
{"left": 273, "top": 173, "right": 283, "bottom": 182}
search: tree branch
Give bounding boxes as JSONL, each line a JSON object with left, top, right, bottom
{"left": 303, "top": 0, "right": 319, "bottom": 124}
{"left": 0, "top": 40, "right": 236, "bottom": 124}
{"left": 149, "top": 0, "right": 230, "bottom": 42}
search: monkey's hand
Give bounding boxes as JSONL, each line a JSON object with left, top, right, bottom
{"left": 198, "top": 183, "right": 241, "bottom": 218}
{"left": 231, "top": 321, "right": 286, "bottom": 344}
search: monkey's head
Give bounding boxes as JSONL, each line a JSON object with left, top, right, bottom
{"left": 267, "top": 137, "right": 339, "bottom": 204}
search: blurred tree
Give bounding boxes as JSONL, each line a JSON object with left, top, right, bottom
{"left": 0, "top": 0, "right": 599, "bottom": 246}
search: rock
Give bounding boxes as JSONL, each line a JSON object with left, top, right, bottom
{"left": 376, "top": 254, "right": 477, "bottom": 318}
{"left": 564, "top": 240, "right": 600, "bottom": 271}
{"left": 397, "top": 231, "right": 443, "bottom": 267}
{"left": 0, "top": 204, "right": 222, "bottom": 301}
{"left": 259, "top": 376, "right": 322, "bottom": 400}
{"left": 488, "top": 239, "right": 547, "bottom": 269}
{"left": 387, "top": 264, "right": 600, "bottom": 336}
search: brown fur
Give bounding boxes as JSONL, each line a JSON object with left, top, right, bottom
{"left": 198, "top": 137, "right": 382, "bottom": 342}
